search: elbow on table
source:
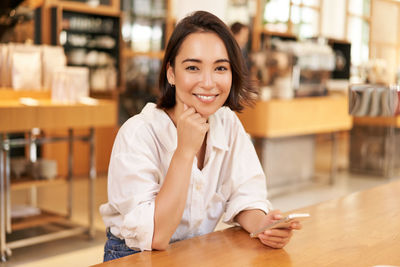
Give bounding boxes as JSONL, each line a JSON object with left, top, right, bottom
{"left": 151, "top": 235, "right": 169, "bottom": 251}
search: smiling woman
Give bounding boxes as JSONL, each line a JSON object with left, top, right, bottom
{"left": 99, "top": 10, "right": 303, "bottom": 263}
{"left": 158, "top": 11, "right": 256, "bottom": 113}
{"left": 165, "top": 32, "right": 232, "bottom": 119}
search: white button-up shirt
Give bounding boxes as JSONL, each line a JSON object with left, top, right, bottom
{"left": 100, "top": 103, "right": 272, "bottom": 251}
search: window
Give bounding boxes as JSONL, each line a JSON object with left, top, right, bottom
{"left": 347, "top": 0, "right": 370, "bottom": 66}
{"left": 262, "top": 0, "right": 321, "bottom": 38}
{"left": 291, "top": 4, "right": 319, "bottom": 39}
{"left": 263, "top": 0, "right": 290, "bottom": 32}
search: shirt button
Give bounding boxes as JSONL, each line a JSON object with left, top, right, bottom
{"left": 196, "top": 183, "right": 202, "bottom": 191}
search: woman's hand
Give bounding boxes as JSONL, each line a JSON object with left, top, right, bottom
{"left": 256, "top": 210, "right": 302, "bottom": 249}
{"left": 176, "top": 104, "right": 209, "bottom": 158}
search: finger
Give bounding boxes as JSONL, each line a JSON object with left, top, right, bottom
{"left": 194, "top": 116, "right": 207, "bottom": 124}
{"left": 268, "top": 210, "right": 283, "bottom": 220}
{"left": 259, "top": 234, "right": 290, "bottom": 244}
{"left": 260, "top": 239, "right": 285, "bottom": 249}
{"left": 203, "top": 122, "right": 210, "bottom": 132}
{"left": 264, "top": 228, "right": 293, "bottom": 238}
{"left": 188, "top": 112, "right": 202, "bottom": 120}
{"left": 184, "top": 103, "right": 188, "bottom": 111}
{"left": 290, "top": 222, "right": 302, "bottom": 230}
{"left": 181, "top": 106, "right": 196, "bottom": 118}
{"left": 272, "top": 211, "right": 283, "bottom": 220}
{"left": 259, "top": 232, "right": 293, "bottom": 241}
{"left": 269, "top": 209, "right": 281, "bottom": 215}
{"left": 260, "top": 234, "right": 289, "bottom": 246}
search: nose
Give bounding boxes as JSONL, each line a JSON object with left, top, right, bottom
{"left": 201, "top": 70, "right": 215, "bottom": 90}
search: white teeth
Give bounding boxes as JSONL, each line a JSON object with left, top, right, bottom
{"left": 196, "top": 95, "right": 215, "bottom": 100}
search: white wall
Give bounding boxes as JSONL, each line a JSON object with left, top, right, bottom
{"left": 173, "top": 0, "right": 229, "bottom": 23}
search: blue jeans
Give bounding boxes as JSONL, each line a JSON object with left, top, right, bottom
{"left": 103, "top": 228, "right": 140, "bottom": 262}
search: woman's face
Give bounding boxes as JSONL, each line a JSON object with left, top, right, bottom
{"left": 167, "top": 32, "right": 232, "bottom": 119}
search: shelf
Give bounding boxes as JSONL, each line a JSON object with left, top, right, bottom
{"left": 55, "top": 1, "right": 121, "bottom": 17}
{"left": 130, "top": 12, "right": 166, "bottom": 20}
{"left": 260, "top": 30, "right": 297, "bottom": 40}
{"left": 67, "top": 63, "right": 115, "bottom": 69}
{"left": 63, "top": 44, "right": 117, "bottom": 51}
{"left": 90, "top": 90, "right": 119, "bottom": 99}
{"left": 123, "top": 49, "right": 164, "bottom": 60}
{"left": 11, "top": 177, "right": 67, "bottom": 191}
{"left": 11, "top": 211, "right": 67, "bottom": 231}
{"left": 48, "top": 5, "right": 122, "bottom": 94}
{"left": 61, "top": 28, "right": 115, "bottom": 36}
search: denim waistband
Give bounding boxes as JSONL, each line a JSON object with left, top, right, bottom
{"left": 106, "top": 227, "right": 122, "bottom": 241}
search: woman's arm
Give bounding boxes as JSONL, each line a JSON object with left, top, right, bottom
{"left": 234, "top": 209, "right": 272, "bottom": 234}
{"left": 152, "top": 149, "right": 194, "bottom": 250}
{"left": 152, "top": 105, "right": 209, "bottom": 250}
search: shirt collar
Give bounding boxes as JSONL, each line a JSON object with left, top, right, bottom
{"left": 142, "top": 103, "right": 229, "bottom": 153}
{"left": 208, "top": 109, "right": 229, "bottom": 151}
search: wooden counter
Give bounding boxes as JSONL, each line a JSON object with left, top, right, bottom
{"left": 0, "top": 90, "right": 118, "bottom": 175}
{"left": 0, "top": 92, "right": 118, "bottom": 260}
{"left": 237, "top": 96, "right": 353, "bottom": 138}
{"left": 0, "top": 99, "right": 117, "bottom": 132}
{"left": 94, "top": 179, "right": 400, "bottom": 267}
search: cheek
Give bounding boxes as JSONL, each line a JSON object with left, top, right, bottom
{"left": 177, "top": 75, "right": 198, "bottom": 91}
{"left": 221, "top": 76, "right": 232, "bottom": 93}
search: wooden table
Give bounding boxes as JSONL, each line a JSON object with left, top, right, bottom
{"left": 95, "top": 180, "right": 400, "bottom": 267}
{"left": 0, "top": 93, "right": 117, "bottom": 261}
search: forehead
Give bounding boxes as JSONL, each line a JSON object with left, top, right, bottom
{"left": 176, "top": 32, "right": 229, "bottom": 60}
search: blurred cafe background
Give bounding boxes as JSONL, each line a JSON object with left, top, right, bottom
{"left": 1, "top": 0, "right": 400, "bottom": 265}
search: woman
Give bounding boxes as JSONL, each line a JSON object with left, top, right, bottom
{"left": 230, "top": 21, "right": 251, "bottom": 69}
{"left": 100, "top": 10, "right": 301, "bottom": 262}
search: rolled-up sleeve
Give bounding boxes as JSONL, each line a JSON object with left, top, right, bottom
{"left": 223, "top": 116, "right": 272, "bottom": 225}
{"left": 106, "top": 121, "right": 162, "bottom": 251}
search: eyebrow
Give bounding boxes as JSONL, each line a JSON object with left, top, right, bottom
{"left": 181, "top": 58, "right": 230, "bottom": 64}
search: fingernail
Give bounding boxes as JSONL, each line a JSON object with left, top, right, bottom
{"left": 264, "top": 230, "right": 272, "bottom": 235}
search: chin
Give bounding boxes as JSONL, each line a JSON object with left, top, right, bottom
{"left": 196, "top": 107, "right": 219, "bottom": 118}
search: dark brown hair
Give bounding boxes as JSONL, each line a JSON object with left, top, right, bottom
{"left": 157, "top": 11, "right": 257, "bottom": 112}
{"left": 230, "top": 22, "right": 248, "bottom": 35}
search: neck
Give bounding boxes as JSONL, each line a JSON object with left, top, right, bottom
{"left": 165, "top": 108, "right": 177, "bottom": 127}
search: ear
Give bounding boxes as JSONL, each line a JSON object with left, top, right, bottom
{"left": 166, "top": 63, "right": 176, "bottom": 86}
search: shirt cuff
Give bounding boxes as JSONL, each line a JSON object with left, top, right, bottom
{"left": 121, "top": 200, "right": 155, "bottom": 251}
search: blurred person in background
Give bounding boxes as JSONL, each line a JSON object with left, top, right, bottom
{"left": 230, "top": 22, "right": 250, "bottom": 70}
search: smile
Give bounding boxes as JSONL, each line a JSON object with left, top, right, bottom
{"left": 194, "top": 94, "right": 218, "bottom": 102}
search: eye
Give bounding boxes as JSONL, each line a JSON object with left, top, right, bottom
{"left": 185, "top": 66, "right": 199, "bottom": 71}
{"left": 215, "top": 66, "right": 228, "bottom": 72}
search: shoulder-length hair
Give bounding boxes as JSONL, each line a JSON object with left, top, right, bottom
{"left": 157, "top": 11, "right": 257, "bottom": 112}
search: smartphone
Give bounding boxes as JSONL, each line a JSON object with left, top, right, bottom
{"left": 250, "top": 213, "right": 310, "bottom": 238}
